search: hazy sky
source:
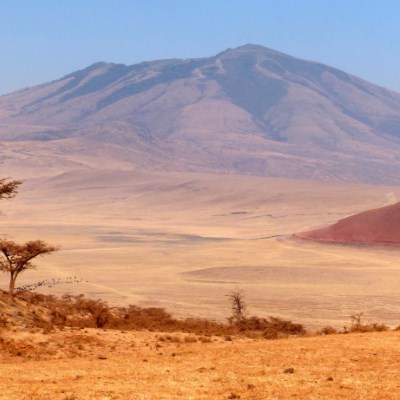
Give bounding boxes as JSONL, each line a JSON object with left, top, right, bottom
{"left": 1, "top": 0, "right": 400, "bottom": 95}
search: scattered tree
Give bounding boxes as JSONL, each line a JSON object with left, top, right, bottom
{"left": 0, "top": 239, "right": 58, "bottom": 295}
{"left": 0, "top": 178, "right": 59, "bottom": 295}
{"left": 227, "top": 290, "right": 247, "bottom": 323}
{"left": 0, "top": 178, "right": 22, "bottom": 201}
{"left": 350, "top": 312, "right": 364, "bottom": 331}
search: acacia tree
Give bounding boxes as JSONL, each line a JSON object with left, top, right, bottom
{"left": 0, "top": 178, "right": 58, "bottom": 294}
{"left": 0, "top": 178, "right": 22, "bottom": 200}
{"left": 0, "top": 239, "right": 58, "bottom": 295}
{"left": 227, "top": 290, "right": 247, "bottom": 324}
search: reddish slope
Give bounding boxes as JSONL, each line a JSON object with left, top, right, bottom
{"left": 297, "top": 202, "right": 400, "bottom": 244}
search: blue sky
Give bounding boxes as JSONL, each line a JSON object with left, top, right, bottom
{"left": 1, "top": 0, "right": 400, "bottom": 95}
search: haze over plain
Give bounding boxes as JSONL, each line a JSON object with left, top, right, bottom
{"left": 2, "top": 44, "right": 400, "bottom": 326}
{"left": 2, "top": 1, "right": 400, "bottom": 328}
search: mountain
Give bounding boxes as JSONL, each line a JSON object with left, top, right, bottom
{"left": 2, "top": 44, "right": 400, "bottom": 183}
{"left": 296, "top": 202, "right": 400, "bottom": 244}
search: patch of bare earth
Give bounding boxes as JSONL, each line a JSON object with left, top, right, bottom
{"left": 297, "top": 202, "right": 400, "bottom": 245}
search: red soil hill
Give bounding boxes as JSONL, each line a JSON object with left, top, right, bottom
{"left": 296, "top": 202, "right": 400, "bottom": 244}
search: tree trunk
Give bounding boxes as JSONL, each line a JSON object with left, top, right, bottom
{"left": 9, "top": 273, "right": 17, "bottom": 295}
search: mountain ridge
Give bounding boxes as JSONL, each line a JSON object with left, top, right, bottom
{"left": 1, "top": 44, "right": 400, "bottom": 184}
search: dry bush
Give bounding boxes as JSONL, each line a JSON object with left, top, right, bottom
{"left": 18, "top": 292, "right": 112, "bottom": 329}
{"left": 17, "top": 291, "right": 232, "bottom": 335}
{"left": 157, "top": 334, "right": 182, "bottom": 343}
{"left": 15, "top": 291, "right": 307, "bottom": 339}
{"left": 31, "top": 313, "right": 54, "bottom": 334}
{"left": 184, "top": 336, "right": 198, "bottom": 343}
{"left": 348, "top": 313, "right": 389, "bottom": 333}
{"left": 318, "top": 326, "right": 338, "bottom": 335}
{"left": 232, "top": 316, "right": 305, "bottom": 339}
{"left": 349, "top": 322, "right": 389, "bottom": 333}
{"left": 0, "top": 336, "right": 36, "bottom": 357}
{"left": 225, "top": 291, "right": 305, "bottom": 338}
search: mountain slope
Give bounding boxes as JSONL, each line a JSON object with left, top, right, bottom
{"left": 2, "top": 44, "right": 400, "bottom": 183}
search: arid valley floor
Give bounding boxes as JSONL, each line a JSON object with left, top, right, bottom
{"left": 2, "top": 170, "right": 400, "bottom": 399}
{"left": 2, "top": 170, "right": 400, "bottom": 328}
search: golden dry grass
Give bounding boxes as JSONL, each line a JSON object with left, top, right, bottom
{"left": 1, "top": 329, "right": 400, "bottom": 399}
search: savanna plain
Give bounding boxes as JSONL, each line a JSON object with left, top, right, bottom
{"left": 2, "top": 170, "right": 400, "bottom": 399}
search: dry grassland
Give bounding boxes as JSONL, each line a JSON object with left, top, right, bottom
{"left": 2, "top": 170, "right": 400, "bottom": 327}
{"left": 1, "top": 329, "right": 400, "bottom": 399}
{"left": 2, "top": 169, "right": 400, "bottom": 399}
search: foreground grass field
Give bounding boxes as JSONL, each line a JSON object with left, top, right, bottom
{"left": 1, "top": 329, "right": 399, "bottom": 399}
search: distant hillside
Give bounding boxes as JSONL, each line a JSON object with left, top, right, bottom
{"left": 296, "top": 202, "right": 400, "bottom": 244}
{"left": 2, "top": 44, "right": 400, "bottom": 183}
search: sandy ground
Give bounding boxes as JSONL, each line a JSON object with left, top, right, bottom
{"left": 1, "top": 170, "right": 400, "bottom": 328}
{"left": 1, "top": 329, "right": 400, "bottom": 399}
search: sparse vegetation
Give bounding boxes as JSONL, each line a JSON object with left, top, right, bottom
{"left": 1, "top": 326, "right": 400, "bottom": 400}
{"left": 0, "top": 177, "right": 21, "bottom": 201}
{"left": 318, "top": 326, "right": 338, "bottom": 335}
{"left": 227, "top": 290, "right": 247, "bottom": 324}
{"left": 0, "top": 240, "right": 58, "bottom": 295}
{"left": 0, "top": 178, "right": 58, "bottom": 294}
{"left": 226, "top": 291, "right": 305, "bottom": 339}
{"left": 4, "top": 290, "right": 308, "bottom": 340}
{"left": 348, "top": 312, "right": 389, "bottom": 333}
{"left": 2, "top": 288, "right": 393, "bottom": 343}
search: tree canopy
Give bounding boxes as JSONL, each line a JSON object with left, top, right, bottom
{"left": 0, "top": 239, "right": 58, "bottom": 294}
{"left": 0, "top": 178, "right": 22, "bottom": 200}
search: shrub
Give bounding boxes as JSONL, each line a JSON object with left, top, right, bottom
{"left": 319, "top": 326, "right": 338, "bottom": 335}
{"left": 231, "top": 315, "right": 305, "bottom": 339}
{"left": 14, "top": 291, "right": 307, "bottom": 339}
{"left": 348, "top": 313, "right": 389, "bottom": 333}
